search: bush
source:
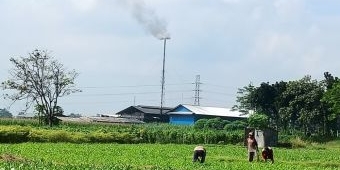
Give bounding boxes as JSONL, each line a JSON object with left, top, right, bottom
{"left": 205, "top": 117, "right": 224, "bottom": 130}
{"left": 224, "top": 120, "right": 247, "bottom": 130}
{"left": 28, "top": 129, "right": 49, "bottom": 142}
{"left": 0, "top": 124, "right": 248, "bottom": 145}
{"left": 248, "top": 113, "right": 269, "bottom": 129}
{"left": 194, "top": 119, "right": 207, "bottom": 130}
{"left": 0, "top": 125, "right": 30, "bottom": 143}
{"left": 290, "top": 137, "right": 307, "bottom": 148}
{"left": 88, "top": 131, "right": 115, "bottom": 143}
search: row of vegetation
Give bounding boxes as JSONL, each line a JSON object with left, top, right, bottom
{"left": 1, "top": 143, "right": 340, "bottom": 170}
{"left": 0, "top": 117, "right": 328, "bottom": 146}
{"left": 0, "top": 118, "right": 245, "bottom": 144}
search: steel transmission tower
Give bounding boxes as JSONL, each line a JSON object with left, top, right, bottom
{"left": 194, "top": 75, "right": 201, "bottom": 105}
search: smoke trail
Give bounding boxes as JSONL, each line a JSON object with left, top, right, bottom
{"left": 124, "top": 0, "right": 170, "bottom": 39}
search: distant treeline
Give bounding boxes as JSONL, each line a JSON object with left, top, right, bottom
{"left": 234, "top": 72, "right": 340, "bottom": 137}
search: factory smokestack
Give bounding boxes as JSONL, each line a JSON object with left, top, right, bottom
{"left": 118, "top": 0, "right": 171, "bottom": 114}
{"left": 125, "top": 0, "right": 170, "bottom": 39}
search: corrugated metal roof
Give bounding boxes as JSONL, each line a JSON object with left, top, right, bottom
{"left": 56, "top": 116, "right": 144, "bottom": 124}
{"left": 168, "top": 104, "right": 248, "bottom": 118}
{"left": 116, "top": 105, "right": 173, "bottom": 115}
{"left": 135, "top": 105, "right": 172, "bottom": 114}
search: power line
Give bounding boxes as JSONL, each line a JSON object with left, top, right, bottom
{"left": 203, "top": 90, "right": 236, "bottom": 97}
{"left": 202, "top": 83, "right": 238, "bottom": 89}
{"left": 61, "top": 97, "right": 193, "bottom": 105}
{"left": 65, "top": 89, "right": 193, "bottom": 97}
{"left": 77, "top": 83, "right": 193, "bottom": 89}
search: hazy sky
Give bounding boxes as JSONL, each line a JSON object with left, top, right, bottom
{"left": 1, "top": 0, "right": 340, "bottom": 116}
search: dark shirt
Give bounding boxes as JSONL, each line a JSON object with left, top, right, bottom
{"left": 262, "top": 147, "right": 274, "bottom": 163}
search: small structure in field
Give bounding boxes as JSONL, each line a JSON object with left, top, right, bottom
{"left": 245, "top": 127, "right": 278, "bottom": 147}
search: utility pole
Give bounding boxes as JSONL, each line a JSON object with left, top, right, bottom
{"left": 160, "top": 37, "right": 170, "bottom": 114}
{"left": 194, "top": 75, "right": 201, "bottom": 105}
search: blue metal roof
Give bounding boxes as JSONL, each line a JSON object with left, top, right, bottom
{"left": 168, "top": 104, "right": 248, "bottom": 118}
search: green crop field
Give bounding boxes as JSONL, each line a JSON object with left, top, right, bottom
{"left": 0, "top": 143, "right": 340, "bottom": 170}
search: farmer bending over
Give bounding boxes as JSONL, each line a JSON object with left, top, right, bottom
{"left": 262, "top": 146, "right": 274, "bottom": 163}
{"left": 193, "top": 145, "right": 206, "bottom": 163}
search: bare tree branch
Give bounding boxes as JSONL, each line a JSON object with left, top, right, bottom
{"left": 1, "top": 49, "right": 81, "bottom": 126}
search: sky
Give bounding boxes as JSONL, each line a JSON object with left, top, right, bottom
{"left": 1, "top": 0, "right": 340, "bottom": 116}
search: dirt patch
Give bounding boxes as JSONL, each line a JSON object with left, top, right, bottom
{"left": 0, "top": 153, "right": 26, "bottom": 162}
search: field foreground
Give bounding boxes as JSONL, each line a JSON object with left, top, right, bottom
{"left": 0, "top": 142, "right": 340, "bottom": 170}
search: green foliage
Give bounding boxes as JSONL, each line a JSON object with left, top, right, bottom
{"left": 280, "top": 76, "right": 324, "bottom": 134}
{"left": 193, "top": 119, "right": 207, "bottom": 130}
{"left": 290, "top": 137, "right": 307, "bottom": 148}
{"left": 0, "top": 125, "right": 30, "bottom": 143}
{"left": 248, "top": 113, "right": 269, "bottom": 129}
{"left": 233, "top": 82, "right": 287, "bottom": 130}
{"left": 234, "top": 73, "right": 340, "bottom": 137}
{"left": 233, "top": 83, "right": 256, "bottom": 113}
{"left": 0, "top": 118, "right": 40, "bottom": 126}
{"left": 1, "top": 49, "right": 81, "bottom": 127}
{"left": 205, "top": 117, "right": 224, "bottom": 130}
{"left": 224, "top": 120, "right": 247, "bottom": 130}
{"left": 322, "top": 72, "right": 339, "bottom": 90}
{"left": 1, "top": 143, "right": 340, "bottom": 169}
{"left": 0, "top": 122, "right": 245, "bottom": 145}
{"left": 194, "top": 118, "right": 238, "bottom": 131}
{"left": 322, "top": 81, "right": 340, "bottom": 120}
{"left": 28, "top": 129, "right": 89, "bottom": 143}
{"left": 35, "top": 104, "right": 63, "bottom": 126}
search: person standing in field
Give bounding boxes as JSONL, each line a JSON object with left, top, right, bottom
{"left": 246, "top": 132, "right": 258, "bottom": 162}
{"left": 193, "top": 145, "right": 206, "bottom": 163}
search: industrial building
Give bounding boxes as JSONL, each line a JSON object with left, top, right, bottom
{"left": 167, "top": 104, "right": 248, "bottom": 125}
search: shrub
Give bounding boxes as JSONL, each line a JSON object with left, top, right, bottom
{"left": 0, "top": 125, "right": 30, "bottom": 143}
{"left": 193, "top": 119, "right": 207, "bottom": 130}
{"left": 205, "top": 117, "right": 224, "bottom": 130}
{"left": 28, "top": 129, "right": 49, "bottom": 142}
{"left": 248, "top": 113, "right": 269, "bottom": 129}
{"left": 224, "top": 120, "right": 247, "bottom": 130}
{"left": 290, "top": 137, "right": 307, "bottom": 148}
{"left": 88, "top": 131, "right": 115, "bottom": 143}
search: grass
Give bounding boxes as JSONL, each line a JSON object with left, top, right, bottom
{"left": 0, "top": 142, "right": 339, "bottom": 169}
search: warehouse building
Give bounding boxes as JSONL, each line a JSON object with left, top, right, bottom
{"left": 167, "top": 104, "right": 248, "bottom": 125}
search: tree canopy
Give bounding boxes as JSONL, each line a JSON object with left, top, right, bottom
{"left": 1, "top": 49, "right": 81, "bottom": 126}
{"left": 234, "top": 72, "right": 340, "bottom": 137}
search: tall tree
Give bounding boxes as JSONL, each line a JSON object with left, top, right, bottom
{"left": 272, "top": 81, "right": 288, "bottom": 129}
{"left": 252, "top": 82, "right": 279, "bottom": 128}
{"left": 320, "top": 72, "right": 339, "bottom": 136}
{"left": 234, "top": 81, "right": 287, "bottom": 129}
{"left": 232, "top": 83, "right": 256, "bottom": 114}
{"left": 279, "top": 76, "right": 324, "bottom": 135}
{"left": 321, "top": 81, "right": 340, "bottom": 135}
{"left": 1, "top": 49, "right": 81, "bottom": 126}
{"left": 323, "top": 72, "right": 339, "bottom": 90}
